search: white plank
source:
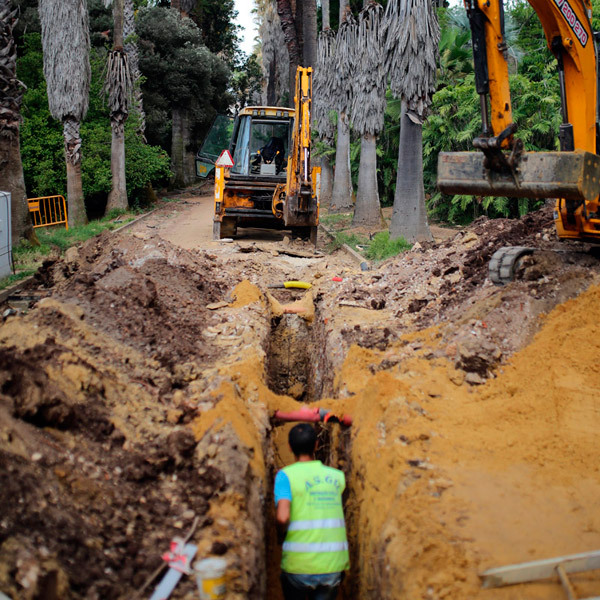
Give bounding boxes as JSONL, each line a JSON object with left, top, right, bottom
{"left": 480, "top": 550, "right": 600, "bottom": 588}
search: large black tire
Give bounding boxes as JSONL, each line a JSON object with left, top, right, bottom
{"left": 489, "top": 246, "right": 535, "bottom": 285}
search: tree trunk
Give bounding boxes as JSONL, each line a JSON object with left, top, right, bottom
{"left": 63, "top": 118, "right": 87, "bottom": 226}
{"left": 276, "top": 0, "right": 300, "bottom": 97}
{"left": 125, "top": 0, "right": 146, "bottom": 138}
{"left": 303, "top": 0, "right": 317, "bottom": 67}
{"left": 320, "top": 155, "right": 333, "bottom": 208}
{"left": 267, "top": 59, "right": 277, "bottom": 105}
{"left": 106, "top": 126, "right": 127, "bottom": 212}
{"left": 0, "top": 135, "right": 34, "bottom": 243}
{"left": 322, "top": 0, "right": 330, "bottom": 29}
{"left": 106, "top": 0, "right": 128, "bottom": 213}
{"left": 389, "top": 107, "right": 432, "bottom": 243}
{"left": 330, "top": 114, "right": 354, "bottom": 212}
{"left": 339, "top": 0, "right": 349, "bottom": 24}
{"left": 113, "top": 0, "right": 124, "bottom": 47}
{"left": 352, "top": 132, "right": 381, "bottom": 227}
{"left": 171, "top": 107, "right": 185, "bottom": 188}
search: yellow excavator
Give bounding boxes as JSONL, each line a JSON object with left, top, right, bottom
{"left": 437, "top": 0, "right": 600, "bottom": 283}
{"left": 212, "top": 67, "right": 320, "bottom": 244}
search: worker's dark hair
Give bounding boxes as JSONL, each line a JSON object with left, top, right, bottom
{"left": 288, "top": 423, "right": 317, "bottom": 457}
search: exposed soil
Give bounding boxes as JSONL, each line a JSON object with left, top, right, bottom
{"left": 1, "top": 195, "right": 600, "bottom": 599}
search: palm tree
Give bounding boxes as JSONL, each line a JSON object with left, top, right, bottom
{"left": 385, "top": 0, "right": 440, "bottom": 242}
{"left": 350, "top": 1, "right": 386, "bottom": 227}
{"left": 314, "top": 28, "right": 336, "bottom": 206}
{"left": 39, "top": 0, "right": 91, "bottom": 226}
{"left": 0, "top": 0, "right": 35, "bottom": 242}
{"left": 124, "top": 0, "right": 146, "bottom": 139}
{"left": 303, "top": 0, "right": 317, "bottom": 67}
{"left": 276, "top": 0, "right": 301, "bottom": 97}
{"left": 104, "top": 0, "right": 133, "bottom": 213}
{"left": 330, "top": 6, "right": 355, "bottom": 212}
{"left": 258, "top": 0, "right": 289, "bottom": 105}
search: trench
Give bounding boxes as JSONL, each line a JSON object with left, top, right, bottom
{"left": 262, "top": 304, "right": 359, "bottom": 599}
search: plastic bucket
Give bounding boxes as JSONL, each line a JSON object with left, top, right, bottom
{"left": 194, "top": 557, "right": 227, "bottom": 600}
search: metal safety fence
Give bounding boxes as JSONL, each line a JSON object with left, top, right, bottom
{"left": 28, "top": 195, "right": 68, "bottom": 230}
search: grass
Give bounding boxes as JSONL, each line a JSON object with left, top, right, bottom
{"left": 1, "top": 211, "right": 139, "bottom": 291}
{"left": 364, "top": 231, "right": 412, "bottom": 261}
{"left": 321, "top": 213, "right": 352, "bottom": 228}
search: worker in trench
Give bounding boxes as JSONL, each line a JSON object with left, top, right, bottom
{"left": 274, "top": 424, "right": 349, "bottom": 599}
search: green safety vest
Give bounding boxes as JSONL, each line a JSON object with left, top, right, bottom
{"left": 281, "top": 460, "right": 350, "bottom": 575}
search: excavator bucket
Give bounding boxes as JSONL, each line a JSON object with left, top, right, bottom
{"left": 437, "top": 151, "right": 600, "bottom": 202}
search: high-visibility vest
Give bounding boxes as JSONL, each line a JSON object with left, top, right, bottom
{"left": 280, "top": 460, "right": 350, "bottom": 574}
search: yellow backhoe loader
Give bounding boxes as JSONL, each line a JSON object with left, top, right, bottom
{"left": 437, "top": 0, "right": 600, "bottom": 283}
{"left": 212, "top": 67, "right": 320, "bottom": 244}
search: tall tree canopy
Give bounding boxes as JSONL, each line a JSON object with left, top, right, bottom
{"left": 351, "top": 1, "right": 386, "bottom": 227}
{"left": 386, "top": 0, "right": 439, "bottom": 242}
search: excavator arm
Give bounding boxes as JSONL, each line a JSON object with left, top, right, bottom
{"left": 273, "top": 66, "right": 320, "bottom": 242}
{"left": 438, "top": 0, "right": 600, "bottom": 242}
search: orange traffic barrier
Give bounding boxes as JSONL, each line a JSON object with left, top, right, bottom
{"left": 28, "top": 195, "right": 68, "bottom": 230}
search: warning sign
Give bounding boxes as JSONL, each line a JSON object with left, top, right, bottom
{"left": 215, "top": 149, "right": 235, "bottom": 168}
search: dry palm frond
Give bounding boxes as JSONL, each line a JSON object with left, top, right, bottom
{"left": 0, "top": 0, "right": 25, "bottom": 140}
{"left": 103, "top": 48, "right": 134, "bottom": 134}
{"left": 313, "top": 28, "right": 336, "bottom": 142}
{"left": 384, "top": 0, "right": 440, "bottom": 116}
{"left": 333, "top": 10, "right": 357, "bottom": 118}
{"left": 39, "top": 0, "right": 90, "bottom": 123}
{"left": 350, "top": 2, "right": 386, "bottom": 136}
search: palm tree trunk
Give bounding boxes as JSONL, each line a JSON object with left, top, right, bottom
{"left": 389, "top": 106, "right": 432, "bottom": 242}
{"left": 320, "top": 156, "right": 333, "bottom": 208}
{"left": 330, "top": 114, "right": 353, "bottom": 211}
{"left": 106, "top": 125, "right": 127, "bottom": 212}
{"left": 352, "top": 132, "right": 381, "bottom": 227}
{"left": 106, "top": 0, "right": 128, "bottom": 212}
{"left": 171, "top": 107, "right": 185, "bottom": 188}
{"left": 322, "top": 0, "right": 330, "bottom": 29}
{"left": 303, "top": 0, "right": 317, "bottom": 67}
{"left": 1, "top": 136, "right": 35, "bottom": 243}
{"left": 124, "top": 0, "right": 146, "bottom": 139}
{"left": 63, "top": 118, "right": 87, "bottom": 226}
{"left": 277, "top": 0, "right": 301, "bottom": 97}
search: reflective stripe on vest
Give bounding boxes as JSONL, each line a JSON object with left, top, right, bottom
{"left": 280, "top": 461, "right": 350, "bottom": 575}
{"left": 283, "top": 541, "right": 349, "bottom": 553}
{"left": 288, "top": 519, "right": 346, "bottom": 532}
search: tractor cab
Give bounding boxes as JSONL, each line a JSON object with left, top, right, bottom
{"left": 230, "top": 108, "right": 293, "bottom": 179}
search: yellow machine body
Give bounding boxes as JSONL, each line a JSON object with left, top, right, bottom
{"left": 213, "top": 67, "right": 319, "bottom": 242}
{"left": 437, "top": 0, "right": 600, "bottom": 242}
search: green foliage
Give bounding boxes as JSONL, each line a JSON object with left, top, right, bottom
{"left": 231, "top": 54, "right": 262, "bottom": 110}
{"left": 364, "top": 231, "right": 411, "bottom": 260}
{"left": 326, "top": 231, "right": 367, "bottom": 253}
{"left": 421, "top": 6, "right": 562, "bottom": 224}
{"left": 17, "top": 33, "right": 170, "bottom": 215}
{"left": 136, "top": 6, "right": 232, "bottom": 150}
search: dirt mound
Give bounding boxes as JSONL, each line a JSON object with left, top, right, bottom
{"left": 0, "top": 232, "right": 270, "bottom": 599}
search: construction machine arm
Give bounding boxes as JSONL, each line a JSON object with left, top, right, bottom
{"left": 439, "top": 0, "right": 600, "bottom": 241}
{"left": 286, "top": 66, "right": 314, "bottom": 200}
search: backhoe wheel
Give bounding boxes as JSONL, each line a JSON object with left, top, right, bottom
{"left": 213, "top": 217, "right": 237, "bottom": 240}
{"left": 489, "top": 246, "right": 535, "bottom": 285}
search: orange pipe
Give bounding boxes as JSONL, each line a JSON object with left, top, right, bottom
{"left": 273, "top": 406, "right": 352, "bottom": 426}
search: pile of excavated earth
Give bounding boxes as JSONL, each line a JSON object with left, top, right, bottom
{"left": 1, "top": 199, "right": 599, "bottom": 600}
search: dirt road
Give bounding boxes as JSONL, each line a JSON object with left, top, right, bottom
{"left": 1, "top": 198, "right": 600, "bottom": 599}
